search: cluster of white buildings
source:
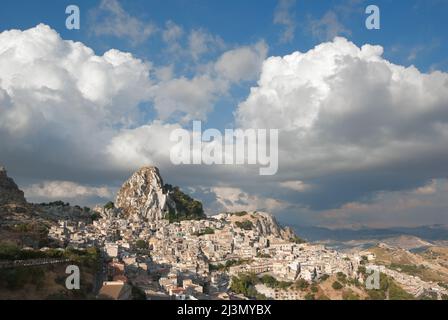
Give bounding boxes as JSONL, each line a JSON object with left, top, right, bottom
{"left": 49, "top": 210, "right": 448, "bottom": 300}
{"left": 48, "top": 211, "right": 369, "bottom": 300}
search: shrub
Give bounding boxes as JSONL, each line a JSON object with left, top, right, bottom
{"left": 319, "top": 274, "right": 330, "bottom": 282}
{"left": 342, "top": 289, "right": 360, "bottom": 300}
{"left": 40, "top": 201, "right": 70, "bottom": 207}
{"left": 304, "top": 293, "right": 315, "bottom": 300}
{"left": 292, "top": 236, "right": 306, "bottom": 244}
{"left": 336, "top": 272, "right": 348, "bottom": 284}
{"left": 260, "top": 275, "right": 291, "bottom": 289}
{"left": 232, "top": 211, "right": 248, "bottom": 217}
{"left": 132, "top": 286, "right": 147, "bottom": 300}
{"left": 135, "top": 240, "right": 148, "bottom": 250}
{"left": 170, "top": 186, "right": 206, "bottom": 220}
{"left": 332, "top": 281, "right": 343, "bottom": 290}
{"left": 230, "top": 273, "right": 260, "bottom": 298}
{"left": 193, "top": 227, "right": 215, "bottom": 236}
{"left": 104, "top": 202, "right": 115, "bottom": 210}
{"left": 91, "top": 212, "right": 101, "bottom": 221}
{"left": 389, "top": 281, "right": 414, "bottom": 300}
{"left": 235, "top": 220, "right": 254, "bottom": 230}
{"left": 295, "top": 279, "right": 309, "bottom": 291}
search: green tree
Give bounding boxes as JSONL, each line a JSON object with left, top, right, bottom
{"left": 304, "top": 293, "right": 315, "bottom": 300}
{"left": 332, "top": 281, "right": 343, "bottom": 290}
{"left": 295, "top": 279, "right": 309, "bottom": 291}
{"left": 342, "top": 289, "right": 360, "bottom": 300}
{"left": 104, "top": 201, "right": 115, "bottom": 210}
{"left": 135, "top": 240, "right": 148, "bottom": 250}
{"left": 235, "top": 220, "right": 254, "bottom": 230}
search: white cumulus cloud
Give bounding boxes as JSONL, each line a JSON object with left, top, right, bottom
{"left": 215, "top": 41, "right": 268, "bottom": 82}
{"left": 24, "top": 181, "right": 113, "bottom": 200}
{"left": 237, "top": 37, "right": 448, "bottom": 178}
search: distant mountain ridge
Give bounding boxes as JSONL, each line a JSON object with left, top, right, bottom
{"left": 291, "top": 224, "right": 448, "bottom": 243}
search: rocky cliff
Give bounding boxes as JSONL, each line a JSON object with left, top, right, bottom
{"left": 253, "top": 212, "right": 300, "bottom": 241}
{"left": 0, "top": 166, "right": 93, "bottom": 228}
{"left": 221, "top": 211, "right": 301, "bottom": 242}
{"left": 0, "top": 166, "right": 27, "bottom": 206}
{"left": 115, "top": 166, "right": 177, "bottom": 221}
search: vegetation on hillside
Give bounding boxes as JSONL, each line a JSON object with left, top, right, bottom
{"left": 259, "top": 274, "right": 292, "bottom": 289}
{"left": 164, "top": 184, "right": 206, "bottom": 222}
{"left": 209, "top": 259, "right": 252, "bottom": 272}
{"left": 0, "top": 243, "right": 100, "bottom": 299}
{"left": 295, "top": 278, "right": 310, "bottom": 291}
{"left": 364, "top": 272, "right": 414, "bottom": 300}
{"left": 292, "top": 235, "right": 306, "bottom": 244}
{"left": 235, "top": 220, "right": 254, "bottom": 231}
{"left": 193, "top": 227, "right": 215, "bottom": 236}
{"left": 230, "top": 273, "right": 268, "bottom": 300}
{"left": 135, "top": 240, "right": 148, "bottom": 250}
{"left": 104, "top": 201, "right": 115, "bottom": 210}
{"left": 39, "top": 201, "right": 70, "bottom": 207}
{"left": 230, "top": 211, "right": 248, "bottom": 217}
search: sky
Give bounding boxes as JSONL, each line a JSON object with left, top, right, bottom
{"left": 0, "top": 0, "right": 448, "bottom": 229}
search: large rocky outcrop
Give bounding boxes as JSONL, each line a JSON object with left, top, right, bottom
{"left": 222, "top": 211, "right": 301, "bottom": 242}
{"left": 0, "top": 166, "right": 27, "bottom": 206}
{"left": 252, "top": 212, "right": 298, "bottom": 241}
{"left": 115, "top": 166, "right": 177, "bottom": 221}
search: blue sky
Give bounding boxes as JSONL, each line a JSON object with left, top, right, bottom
{"left": 1, "top": 0, "right": 447, "bottom": 70}
{"left": 1, "top": 0, "right": 448, "bottom": 228}
{"left": 1, "top": 0, "right": 447, "bottom": 130}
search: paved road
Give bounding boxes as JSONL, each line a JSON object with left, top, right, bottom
{"left": 0, "top": 258, "right": 70, "bottom": 269}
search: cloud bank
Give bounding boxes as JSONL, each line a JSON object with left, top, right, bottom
{"left": 1, "top": 25, "right": 448, "bottom": 227}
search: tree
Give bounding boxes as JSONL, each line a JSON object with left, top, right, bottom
{"left": 132, "top": 285, "right": 147, "bottom": 300}
{"left": 193, "top": 227, "right": 215, "bottom": 236}
{"left": 235, "top": 220, "right": 254, "bottom": 230}
{"left": 336, "top": 272, "right": 348, "bottom": 284}
{"left": 232, "top": 211, "right": 248, "bottom": 217}
{"left": 166, "top": 186, "right": 206, "bottom": 222}
{"left": 319, "top": 274, "right": 330, "bottom": 282}
{"left": 292, "top": 235, "right": 306, "bottom": 244}
{"left": 104, "top": 201, "right": 115, "bottom": 210}
{"left": 332, "top": 281, "right": 343, "bottom": 290}
{"left": 304, "top": 293, "right": 315, "bottom": 300}
{"left": 135, "top": 240, "right": 148, "bottom": 250}
{"left": 342, "top": 289, "right": 360, "bottom": 300}
{"left": 91, "top": 212, "right": 101, "bottom": 221}
{"left": 230, "top": 273, "right": 260, "bottom": 298}
{"left": 295, "top": 279, "right": 309, "bottom": 291}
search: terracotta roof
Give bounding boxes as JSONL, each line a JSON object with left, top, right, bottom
{"left": 98, "top": 282, "right": 132, "bottom": 300}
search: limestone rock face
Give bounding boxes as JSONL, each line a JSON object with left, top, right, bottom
{"left": 281, "top": 226, "right": 297, "bottom": 241}
{"left": 115, "top": 166, "right": 176, "bottom": 221}
{"left": 0, "top": 166, "right": 27, "bottom": 206}
{"left": 253, "top": 211, "right": 286, "bottom": 238}
{"left": 225, "top": 211, "right": 298, "bottom": 241}
{"left": 93, "top": 205, "right": 123, "bottom": 219}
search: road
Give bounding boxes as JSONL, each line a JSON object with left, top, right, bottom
{"left": 0, "top": 258, "right": 71, "bottom": 269}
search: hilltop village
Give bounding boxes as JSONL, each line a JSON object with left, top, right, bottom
{"left": 1, "top": 166, "right": 448, "bottom": 300}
